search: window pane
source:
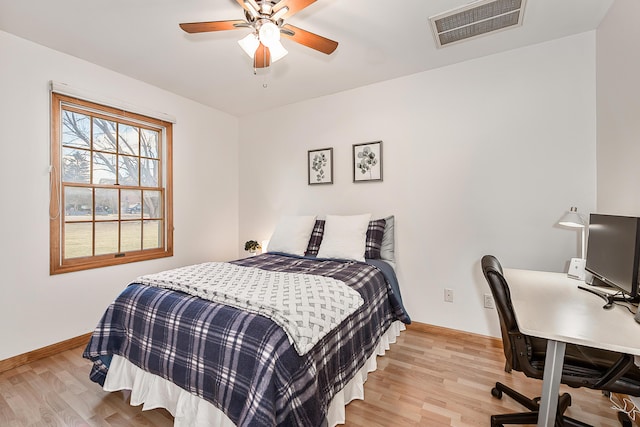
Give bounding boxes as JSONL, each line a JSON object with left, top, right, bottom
{"left": 62, "top": 111, "right": 90, "bottom": 149}
{"left": 143, "top": 220, "right": 163, "bottom": 250}
{"left": 141, "top": 158, "right": 158, "bottom": 187}
{"left": 119, "top": 124, "right": 139, "bottom": 156}
{"left": 95, "top": 222, "right": 119, "bottom": 255}
{"left": 93, "top": 118, "right": 117, "bottom": 152}
{"left": 62, "top": 147, "right": 91, "bottom": 184}
{"left": 95, "top": 188, "right": 118, "bottom": 220}
{"left": 141, "top": 129, "right": 159, "bottom": 159}
{"left": 122, "top": 189, "right": 141, "bottom": 218}
{"left": 121, "top": 221, "right": 141, "bottom": 252}
{"left": 93, "top": 152, "right": 117, "bottom": 185}
{"left": 64, "top": 187, "right": 92, "bottom": 222}
{"left": 143, "top": 190, "right": 162, "bottom": 219}
{"left": 119, "top": 155, "right": 139, "bottom": 186}
{"left": 64, "top": 222, "right": 93, "bottom": 258}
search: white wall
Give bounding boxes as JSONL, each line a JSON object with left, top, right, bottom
{"left": 0, "top": 30, "right": 240, "bottom": 360}
{"left": 239, "top": 33, "right": 598, "bottom": 337}
{"left": 0, "top": 27, "right": 602, "bottom": 359}
{"left": 596, "top": 0, "right": 640, "bottom": 215}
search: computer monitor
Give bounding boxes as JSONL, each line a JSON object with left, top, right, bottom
{"left": 585, "top": 213, "right": 640, "bottom": 299}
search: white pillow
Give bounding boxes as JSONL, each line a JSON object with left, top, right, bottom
{"left": 316, "top": 214, "right": 372, "bottom": 262}
{"left": 266, "top": 215, "right": 317, "bottom": 256}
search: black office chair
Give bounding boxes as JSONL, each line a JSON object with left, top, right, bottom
{"left": 481, "top": 255, "right": 640, "bottom": 427}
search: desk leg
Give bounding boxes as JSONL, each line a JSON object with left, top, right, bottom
{"left": 538, "top": 340, "right": 566, "bottom": 427}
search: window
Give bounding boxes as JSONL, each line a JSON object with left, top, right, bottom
{"left": 50, "top": 93, "right": 173, "bottom": 274}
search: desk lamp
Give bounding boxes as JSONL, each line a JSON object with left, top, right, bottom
{"left": 558, "top": 206, "right": 587, "bottom": 279}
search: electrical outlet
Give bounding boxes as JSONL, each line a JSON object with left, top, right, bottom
{"left": 444, "top": 288, "right": 454, "bottom": 303}
{"left": 484, "top": 293, "right": 495, "bottom": 309}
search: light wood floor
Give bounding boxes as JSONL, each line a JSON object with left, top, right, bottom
{"left": 0, "top": 324, "right": 630, "bottom": 426}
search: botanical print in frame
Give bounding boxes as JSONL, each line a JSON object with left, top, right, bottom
{"left": 353, "top": 141, "right": 382, "bottom": 182}
{"left": 308, "top": 147, "right": 333, "bottom": 185}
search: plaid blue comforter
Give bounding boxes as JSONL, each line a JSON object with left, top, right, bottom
{"left": 83, "top": 254, "right": 410, "bottom": 427}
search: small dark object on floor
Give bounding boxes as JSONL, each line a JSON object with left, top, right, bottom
{"left": 617, "top": 411, "right": 632, "bottom": 427}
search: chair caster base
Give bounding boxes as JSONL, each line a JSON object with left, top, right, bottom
{"left": 491, "top": 387, "right": 503, "bottom": 399}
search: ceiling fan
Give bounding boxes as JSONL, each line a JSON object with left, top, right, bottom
{"left": 179, "top": 0, "right": 338, "bottom": 69}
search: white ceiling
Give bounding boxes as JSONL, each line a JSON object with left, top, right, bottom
{"left": 0, "top": 0, "right": 613, "bottom": 117}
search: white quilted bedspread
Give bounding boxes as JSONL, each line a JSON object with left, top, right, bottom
{"left": 133, "top": 262, "right": 364, "bottom": 355}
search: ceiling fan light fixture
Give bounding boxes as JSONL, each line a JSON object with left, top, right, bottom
{"left": 238, "top": 33, "right": 260, "bottom": 58}
{"left": 258, "top": 21, "right": 281, "bottom": 47}
{"left": 238, "top": 32, "right": 287, "bottom": 63}
{"left": 269, "top": 40, "right": 288, "bottom": 62}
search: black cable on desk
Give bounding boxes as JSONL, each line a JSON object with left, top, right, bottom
{"left": 577, "top": 285, "right": 615, "bottom": 309}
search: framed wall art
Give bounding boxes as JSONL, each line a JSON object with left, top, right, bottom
{"left": 353, "top": 141, "right": 382, "bottom": 182}
{"left": 308, "top": 147, "right": 333, "bottom": 185}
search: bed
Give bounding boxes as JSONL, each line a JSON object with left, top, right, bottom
{"left": 83, "top": 214, "right": 410, "bottom": 427}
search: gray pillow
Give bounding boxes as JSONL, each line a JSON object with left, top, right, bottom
{"left": 380, "top": 215, "right": 395, "bottom": 262}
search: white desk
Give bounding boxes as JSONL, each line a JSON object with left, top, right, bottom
{"left": 504, "top": 269, "right": 640, "bottom": 427}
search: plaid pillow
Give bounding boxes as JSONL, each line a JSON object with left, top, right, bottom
{"left": 306, "top": 218, "right": 387, "bottom": 259}
{"left": 305, "top": 220, "right": 325, "bottom": 256}
{"left": 365, "top": 218, "right": 386, "bottom": 259}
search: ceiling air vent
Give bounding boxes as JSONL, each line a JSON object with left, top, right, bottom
{"left": 429, "top": 0, "right": 526, "bottom": 48}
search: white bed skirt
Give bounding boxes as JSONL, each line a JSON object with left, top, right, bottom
{"left": 103, "top": 320, "right": 405, "bottom": 427}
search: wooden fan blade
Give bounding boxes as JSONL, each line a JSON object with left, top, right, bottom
{"left": 179, "top": 20, "right": 247, "bottom": 33}
{"left": 254, "top": 43, "right": 271, "bottom": 68}
{"left": 235, "top": 0, "right": 250, "bottom": 11}
{"left": 281, "top": 24, "right": 338, "bottom": 55}
{"left": 272, "top": 0, "right": 316, "bottom": 19}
